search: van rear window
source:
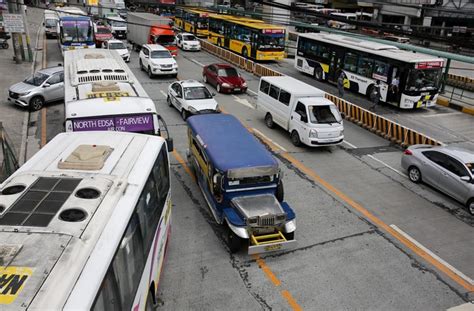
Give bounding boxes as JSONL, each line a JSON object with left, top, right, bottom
{"left": 260, "top": 80, "right": 270, "bottom": 94}
{"left": 279, "top": 89, "right": 290, "bottom": 106}
{"left": 269, "top": 85, "right": 280, "bottom": 99}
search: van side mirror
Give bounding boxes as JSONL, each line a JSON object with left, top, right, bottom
{"left": 166, "top": 138, "right": 174, "bottom": 152}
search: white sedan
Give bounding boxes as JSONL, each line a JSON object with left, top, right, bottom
{"left": 167, "top": 80, "right": 219, "bottom": 120}
{"left": 176, "top": 33, "right": 201, "bottom": 51}
{"left": 103, "top": 39, "right": 130, "bottom": 62}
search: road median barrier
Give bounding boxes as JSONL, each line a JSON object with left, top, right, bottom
{"left": 447, "top": 73, "right": 474, "bottom": 91}
{"left": 199, "top": 39, "right": 444, "bottom": 148}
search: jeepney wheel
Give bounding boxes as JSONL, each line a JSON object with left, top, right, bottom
{"left": 276, "top": 180, "right": 284, "bottom": 202}
{"left": 242, "top": 47, "right": 248, "bottom": 58}
{"left": 284, "top": 231, "right": 294, "bottom": 241}
{"left": 265, "top": 113, "right": 274, "bottom": 129}
{"left": 291, "top": 130, "right": 301, "bottom": 147}
{"left": 314, "top": 66, "right": 323, "bottom": 81}
{"left": 227, "top": 226, "right": 242, "bottom": 254}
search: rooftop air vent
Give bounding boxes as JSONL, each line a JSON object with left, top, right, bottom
{"left": 75, "top": 188, "right": 100, "bottom": 199}
{"left": 91, "top": 81, "right": 120, "bottom": 93}
{"left": 2, "top": 185, "right": 26, "bottom": 195}
{"left": 59, "top": 208, "right": 87, "bottom": 222}
{"left": 84, "top": 53, "right": 105, "bottom": 59}
{"left": 58, "top": 144, "right": 113, "bottom": 170}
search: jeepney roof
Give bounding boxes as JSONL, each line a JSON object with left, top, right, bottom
{"left": 186, "top": 114, "right": 278, "bottom": 173}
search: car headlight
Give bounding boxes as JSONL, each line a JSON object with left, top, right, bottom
{"left": 222, "top": 83, "right": 231, "bottom": 88}
{"left": 242, "top": 82, "right": 247, "bottom": 87}
{"left": 247, "top": 216, "right": 258, "bottom": 225}
{"left": 309, "top": 129, "right": 318, "bottom": 138}
{"left": 340, "top": 129, "right": 344, "bottom": 136}
{"left": 19, "top": 91, "right": 31, "bottom": 96}
{"left": 173, "top": 63, "right": 178, "bottom": 68}
{"left": 188, "top": 106, "right": 198, "bottom": 113}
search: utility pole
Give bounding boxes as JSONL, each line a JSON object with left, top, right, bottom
{"left": 18, "top": 0, "right": 33, "bottom": 62}
{"left": 7, "top": 0, "right": 22, "bottom": 63}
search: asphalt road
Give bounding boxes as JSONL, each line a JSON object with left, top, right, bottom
{"left": 33, "top": 32, "right": 474, "bottom": 310}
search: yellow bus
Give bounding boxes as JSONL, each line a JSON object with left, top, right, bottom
{"left": 174, "top": 8, "right": 210, "bottom": 38}
{"left": 208, "top": 14, "right": 286, "bottom": 61}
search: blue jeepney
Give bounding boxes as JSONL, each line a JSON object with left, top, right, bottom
{"left": 186, "top": 114, "right": 296, "bottom": 254}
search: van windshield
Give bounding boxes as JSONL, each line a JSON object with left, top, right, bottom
{"left": 308, "top": 105, "right": 342, "bottom": 124}
{"left": 45, "top": 19, "right": 57, "bottom": 27}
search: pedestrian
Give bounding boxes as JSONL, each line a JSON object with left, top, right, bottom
{"left": 370, "top": 80, "right": 381, "bottom": 111}
{"left": 337, "top": 72, "right": 345, "bottom": 98}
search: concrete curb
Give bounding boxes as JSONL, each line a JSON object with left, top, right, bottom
{"left": 437, "top": 97, "right": 474, "bottom": 116}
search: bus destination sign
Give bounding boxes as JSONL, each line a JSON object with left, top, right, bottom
{"left": 416, "top": 61, "right": 443, "bottom": 69}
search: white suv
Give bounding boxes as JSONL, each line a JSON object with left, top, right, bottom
{"left": 167, "top": 80, "right": 219, "bottom": 120}
{"left": 139, "top": 44, "right": 178, "bottom": 78}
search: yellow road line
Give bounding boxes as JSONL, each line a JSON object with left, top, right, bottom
{"left": 172, "top": 149, "right": 195, "bottom": 181}
{"left": 252, "top": 129, "right": 474, "bottom": 292}
{"left": 252, "top": 254, "right": 281, "bottom": 287}
{"left": 40, "top": 33, "right": 47, "bottom": 148}
{"left": 281, "top": 290, "right": 303, "bottom": 311}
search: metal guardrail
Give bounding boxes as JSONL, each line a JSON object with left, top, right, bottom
{"left": 447, "top": 74, "right": 474, "bottom": 91}
{"left": 0, "top": 123, "right": 20, "bottom": 183}
{"left": 199, "top": 40, "right": 444, "bottom": 148}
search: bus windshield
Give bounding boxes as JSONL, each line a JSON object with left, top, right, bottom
{"left": 258, "top": 33, "right": 285, "bottom": 51}
{"left": 308, "top": 105, "right": 342, "bottom": 124}
{"left": 62, "top": 20, "right": 93, "bottom": 43}
{"left": 406, "top": 68, "right": 442, "bottom": 91}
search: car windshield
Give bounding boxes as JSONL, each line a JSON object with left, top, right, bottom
{"left": 45, "top": 19, "right": 57, "bottom": 27}
{"left": 150, "top": 50, "right": 171, "bottom": 58}
{"left": 217, "top": 68, "right": 239, "bottom": 77}
{"left": 109, "top": 42, "right": 126, "bottom": 49}
{"left": 24, "top": 72, "right": 50, "bottom": 86}
{"left": 406, "top": 68, "right": 442, "bottom": 91}
{"left": 96, "top": 27, "right": 111, "bottom": 34}
{"left": 308, "top": 105, "right": 342, "bottom": 124}
{"left": 184, "top": 86, "right": 212, "bottom": 100}
{"left": 183, "top": 35, "right": 196, "bottom": 41}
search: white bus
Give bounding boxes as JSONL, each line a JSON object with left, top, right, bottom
{"left": 64, "top": 49, "right": 172, "bottom": 147}
{"left": 56, "top": 7, "right": 95, "bottom": 53}
{"left": 295, "top": 33, "right": 445, "bottom": 109}
{"left": 328, "top": 13, "right": 357, "bottom": 30}
{"left": 0, "top": 131, "right": 172, "bottom": 309}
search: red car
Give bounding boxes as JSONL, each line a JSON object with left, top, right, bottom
{"left": 202, "top": 63, "right": 247, "bottom": 94}
{"left": 94, "top": 25, "right": 114, "bottom": 47}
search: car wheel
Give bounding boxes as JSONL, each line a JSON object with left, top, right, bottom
{"left": 30, "top": 96, "right": 44, "bottom": 111}
{"left": 167, "top": 96, "right": 172, "bottom": 107}
{"left": 217, "top": 84, "right": 221, "bottom": 93}
{"left": 466, "top": 199, "right": 474, "bottom": 216}
{"left": 408, "top": 166, "right": 422, "bottom": 183}
{"left": 265, "top": 113, "right": 274, "bottom": 129}
{"left": 227, "top": 225, "right": 242, "bottom": 253}
{"left": 291, "top": 130, "right": 301, "bottom": 147}
{"left": 314, "top": 66, "right": 323, "bottom": 81}
{"left": 203, "top": 74, "right": 207, "bottom": 83}
{"left": 181, "top": 109, "right": 188, "bottom": 120}
{"left": 148, "top": 67, "right": 153, "bottom": 78}
{"left": 139, "top": 59, "right": 143, "bottom": 71}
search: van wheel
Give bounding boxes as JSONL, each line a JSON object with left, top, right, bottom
{"left": 148, "top": 67, "right": 154, "bottom": 78}
{"left": 265, "top": 113, "right": 274, "bottom": 128}
{"left": 181, "top": 109, "right": 188, "bottom": 120}
{"left": 314, "top": 66, "right": 323, "bottom": 81}
{"left": 276, "top": 180, "right": 284, "bottom": 202}
{"left": 466, "top": 198, "right": 474, "bottom": 216}
{"left": 139, "top": 59, "right": 144, "bottom": 71}
{"left": 291, "top": 130, "right": 301, "bottom": 146}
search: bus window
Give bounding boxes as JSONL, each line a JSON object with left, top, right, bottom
{"left": 373, "top": 60, "right": 389, "bottom": 81}
{"left": 357, "top": 57, "right": 374, "bottom": 77}
{"left": 343, "top": 52, "right": 358, "bottom": 72}
{"left": 92, "top": 269, "right": 121, "bottom": 311}
{"left": 318, "top": 45, "right": 330, "bottom": 61}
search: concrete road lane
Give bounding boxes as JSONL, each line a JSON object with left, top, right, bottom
{"left": 32, "top": 42, "right": 473, "bottom": 309}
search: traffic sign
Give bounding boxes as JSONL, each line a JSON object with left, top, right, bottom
{"left": 3, "top": 14, "right": 25, "bottom": 33}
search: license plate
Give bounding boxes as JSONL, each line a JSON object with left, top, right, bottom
{"left": 264, "top": 244, "right": 282, "bottom": 252}
{"left": 234, "top": 88, "right": 241, "bottom": 91}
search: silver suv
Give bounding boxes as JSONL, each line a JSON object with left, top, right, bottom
{"left": 8, "top": 66, "right": 64, "bottom": 111}
{"left": 401, "top": 144, "right": 474, "bottom": 215}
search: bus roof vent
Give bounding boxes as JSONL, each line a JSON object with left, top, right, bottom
{"left": 58, "top": 144, "right": 114, "bottom": 171}
{"left": 91, "top": 81, "right": 120, "bottom": 92}
{"left": 84, "top": 53, "right": 105, "bottom": 59}
{"left": 0, "top": 177, "right": 82, "bottom": 227}
{"left": 72, "top": 51, "right": 131, "bottom": 85}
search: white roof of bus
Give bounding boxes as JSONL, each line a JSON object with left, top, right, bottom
{"left": 0, "top": 131, "right": 166, "bottom": 310}
{"left": 299, "top": 33, "right": 445, "bottom": 63}
{"left": 261, "top": 76, "right": 326, "bottom": 97}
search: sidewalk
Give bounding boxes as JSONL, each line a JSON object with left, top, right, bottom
{"left": 0, "top": 7, "right": 44, "bottom": 164}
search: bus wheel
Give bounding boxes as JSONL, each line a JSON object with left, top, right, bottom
{"left": 227, "top": 225, "right": 242, "bottom": 253}
{"left": 366, "top": 85, "right": 374, "bottom": 99}
{"left": 265, "top": 113, "right": 274, "bottom": 129}
{"left": 314, "top": 67, "right": 323, "bottom": 81}
{"left": 291, "top": 130, "right": 301, "bottom": 147}
{"left": 242, "top": 47, "right": 248, "bottom": 58}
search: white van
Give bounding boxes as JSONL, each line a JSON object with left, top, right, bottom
{"left": 257, "top": 76, "right": 344, "bottom": 147}
{"left": 43, "top": 10, "right": 59, "bottom": 39}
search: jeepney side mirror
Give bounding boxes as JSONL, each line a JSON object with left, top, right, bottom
{"left": 166, "top": 138, "right": 174, "bottom": 152}
{"left": 213, "top": 173, "right": 223, "bottom": 195}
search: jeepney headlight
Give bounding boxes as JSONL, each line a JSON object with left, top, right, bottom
{"left": 309, "top": 129, "right": 318, "bottom": 138}
{"left": 276, "top": 214, "right": 286, "bottom": 222}
{"left": 247, "top": 217, "right": 258, "bottom": 225}
{"left": 216, "top": 105, "right": 221, "bottom": 112}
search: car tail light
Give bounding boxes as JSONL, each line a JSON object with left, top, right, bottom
{"left": 404, "top": 149, "right": 413, "bottom": 155}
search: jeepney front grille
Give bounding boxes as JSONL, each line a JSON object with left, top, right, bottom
{"left": 258, "top": 215, "right": 275, "bottom": 227}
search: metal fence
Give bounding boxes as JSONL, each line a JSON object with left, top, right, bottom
{"left": 199, "top": 39, "right": 444, "bottom": 148}
{"left": 0, "top": 123, "right": 20, "bottom": 183}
